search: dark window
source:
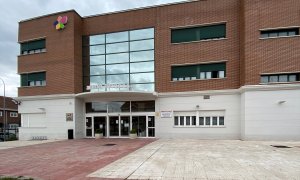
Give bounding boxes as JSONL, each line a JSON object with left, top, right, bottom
{"left": 261, "top": 73, "right": 300, "bottom": 83}
{"left": 192, "top": 116, "right": 196, "bottom": 125}
{"left": 180, "top": 116, "right": 184, "bottom": 126}
{"left": 171, "top": 24, "right": 226, "bottom": 43}
{"left": 174, "top": 116, "right": 179, "bottom": 126}
{"left": 199, "top": 117, "right": 204, "bottom": 125}
{"left": 219, "top": 116, "right": 225, "bottom": 126}
{"left": 260, "top": 28, "right": 299, "bottom": 38}
{"left": 20, "top": 39, "right": 46, "bottom": 55}
{"left": 172, "top": 62, "right": 226, "bottom": 81}
{"left": 212, "top": 117, "right": 218, "bottom": 126}
{"left": 86, "top": 102, "right": 107, "bottom": 113}
{"left": 20, "top": 72, "right": 46, "bottom": 87}
{"left": 205, "top": 117, "right": 211, "bottom": 125}
{"left": 131, "top": 101, "right": 155, "bottom": 112}
{"left": 186, "top": 116, "right": 190, "bottom": 126}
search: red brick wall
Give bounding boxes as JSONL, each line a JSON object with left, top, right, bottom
{"left": 18, "top": 11, "right": 82, "bottom": 96}
{"left": 242, "top": 0, "right": 300, "bottom": 85}
{"left": 18, "top": 0, "right": 300, "bottom": 97}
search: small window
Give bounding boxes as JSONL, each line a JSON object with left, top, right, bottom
{"left": 205, "top": 117, "right": 211, "bottom": 126}
{"left": 212, "top": 117, "right": 218, "bottom": 126}
{"left": 0, "top": 111, "right": 2, "bottom": 117}
{"left": 171, "top": 24, "right": 226, "bottom": 43}
{"left": 20, "top": 72, "right": 46, "bottom": 87}
{"left": 171, "top": 62, "right": 226, "bottom": 81}
{"left": 180, "top": 116, "right": 184, "bottom": 126}
{"left": 260, "top": 28, "right": 299, "bottom": 38}
{"left": 199, "top": 117, "right": 204, "bottom": 126}
{"left": 174, "top": 116, "right": 179, "bottom": 126}
{"left": 219, "top": 117, "right": 225, "bottom": 126}
{"left": 261, "top": 73, "right": 299, "bottom": 83}
{"left": 186, "top": 116, "right": 190, "bottom": 126}
{"left": 10, "top": 112, "right": 18, "bottom": 117}
{"left": 192, "top": 116, "right": 196, "bottom": 126}
{"left": 20, "top": 39, "right": 46, "bottom": 55}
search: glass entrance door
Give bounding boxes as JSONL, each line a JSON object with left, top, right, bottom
{"left": 132, "top": 116, "right": 147, "bottom": 137}
{"left": 109, "top": 116, "right": 119, "bottom": 136}
{"left": 94, "top": 117, "right": 106, "bottom": 137}
{"left": 120, "top": 116, "right": 130, "bottom": 136}
{"left": 86, "top": 117, "right": 93, "bottom": 137}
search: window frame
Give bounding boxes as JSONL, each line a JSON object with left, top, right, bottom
{"left": 10, "top": 112, "right": 18, "bottom": 118}
{"left": 20, "top": 71, "right": 46, "bottom": 87}
{"left": 170, "top": 22, "right": 227, "bottom": 44}
{"left": 20, "top": 38, "right": 46, "bottom": 55}
{"left": 259, "top": 27, "right": 300, "bottom": 40}
{"left": 260, "top": 72, "right": 300, "bottom": 84}
{"left": 171, "top": 61, "right": 226, "bottom": 82}
{"left": 174, "top": 115, "right": 225, "bottom": 128}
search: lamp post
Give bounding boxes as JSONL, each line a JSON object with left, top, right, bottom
{"left": 0, "top": 77, "right": 6, "bottom": 141}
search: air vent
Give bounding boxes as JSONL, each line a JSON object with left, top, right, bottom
{"left": 203, "top": 95, "right": 210, "bottom": 99}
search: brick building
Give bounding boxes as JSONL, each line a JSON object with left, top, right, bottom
{"left": 0, "top": 96, "right": 21, "bottom": 129}
{"left": 17, "top": 0, "right": 300, "bottom": 140}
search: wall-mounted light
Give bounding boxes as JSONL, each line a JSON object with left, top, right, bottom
{"left": 38, "top": 108, "right": 46, "bottom": 111}
{"left": 196, "top": 105, "right": 200, "bottom": 109}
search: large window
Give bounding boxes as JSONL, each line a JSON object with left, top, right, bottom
{"left": 20, "top": 39, "right": 46, "bottom": 55}
{"left": 20, "top": 72, "right": 46, "bottom": 87}
{"left": 171, "top": 24, "right": 226, "bottom": 43}
{"left": 86, "top": 101, "right": 155, "bottom": 113}
{"left": 174, "top": 115, "right": 225, "bottom": 127}
{"left": 260, "top": 28, "right": 299, "bottom": 39}
{"left": 83, "top": 28, "right": 155, "bottom": 92}
{"left": 261, "top": 73, "right": 300, "bottom": 83}
{"left": 172, "top": 62, "right": 226, "bottom": 81}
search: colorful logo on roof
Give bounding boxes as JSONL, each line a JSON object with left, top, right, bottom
{"left": 53, "top": 16, "right": 68, "bottom": 30}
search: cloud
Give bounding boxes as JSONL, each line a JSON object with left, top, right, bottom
{"left": 0, "top": 0, "right": 183, "bottom": 97}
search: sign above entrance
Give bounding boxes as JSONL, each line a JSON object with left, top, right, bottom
{"left": 160, "top": 111, "right": 173, "bottom": 118}
{"left": 86, "top": 84, "right": 131, "bottom": 91}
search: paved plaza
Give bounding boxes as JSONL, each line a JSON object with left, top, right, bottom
{"left": 0, "top": 139, "right": 299, "bottom": 179}
{"left": 0, "top": 138, "right": 155, "bottom": 179}
{"left": 89, "top": 139, "right": 300, "bottom": 180}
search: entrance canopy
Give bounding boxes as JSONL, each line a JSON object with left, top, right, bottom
{"left": 76, "top": 91, "right": 158, "bottom": 102}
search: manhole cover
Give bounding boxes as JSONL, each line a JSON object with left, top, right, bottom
{"left": 271, "top": 145, "right": 291, "bottom": 148}
{"left": 103, "top": 143, "right": 116, "bottom": 146}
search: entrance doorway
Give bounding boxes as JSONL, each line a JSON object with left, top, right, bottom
{"left": 109, "top": 116, "right": 130, "bottom": 137}
{"left": 94, "top": 117, "right": 106, "bottom": 137}
{"left": 85, "top": 115, "right": 154, "bottom": 138}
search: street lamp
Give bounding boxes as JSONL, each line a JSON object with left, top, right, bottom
{"left": 0, "top": 77, "right": 6, "bottom": 141}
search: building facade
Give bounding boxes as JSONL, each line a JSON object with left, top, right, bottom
{"left": 17, "top": 0, "right": 300, "bottom": 140}
{"left": 0, "top": 96, "right": 21, "bottom": 130}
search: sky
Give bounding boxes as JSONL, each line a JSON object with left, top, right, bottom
{"left": 0, "top": 0, "right": 183, "bottom": 97}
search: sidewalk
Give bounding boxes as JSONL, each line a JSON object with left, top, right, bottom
{"left": 0, "top": 139, "right": 61, "bottom": 150}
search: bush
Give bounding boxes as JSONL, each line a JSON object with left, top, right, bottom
{"left": 130, "top": 128, "right": 137, "bottom": 134}
{"left": 95, "top": 129, "right": 102, "bottom": 134}
{"left": 7, "top": 134, "right": 18, "bottom": 141}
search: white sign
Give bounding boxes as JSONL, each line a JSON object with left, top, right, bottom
{"left": 87, "top": 84, "right": 131, "bottom": 90}
{"left": 160, "top": 111, "right": 173, "bottom": 118}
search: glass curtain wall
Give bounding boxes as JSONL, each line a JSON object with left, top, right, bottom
{"left": 83, "top": 28, "right": 155, "bottom": 92}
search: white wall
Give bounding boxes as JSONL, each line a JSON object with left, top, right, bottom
{"left": 242, "top": 88, "right": 300, "bottom": 140}
{"left": 18, "top": 97, "right": 76, "bottom": 140}
{"left": 156, "top": 92, "right": 241, "bottom": 139}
